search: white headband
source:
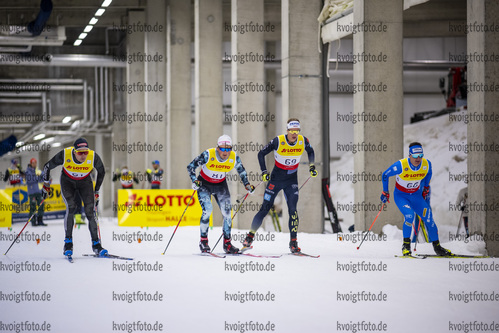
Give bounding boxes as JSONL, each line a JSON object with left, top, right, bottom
{"left": 287, "top": 121, "right": 300, "bottom": 130}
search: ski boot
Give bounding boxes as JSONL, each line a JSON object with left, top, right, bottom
{"left": 92, "top": 240, "right": 108, "bottom": 256}
{"left": 199, "top": 237, "right": 210, "bottom": 253}
{"left": 37, "top": 215, "right": 47, "bottom": 226}
{"left": 242, "top": 232, "right": 255, "bottom": 248}
{"left": 289, "top": 238, "right": 301, "bottom": 253}
{"left": 433, "top": 241, "right": 452, "bottom": 256}
{"left": 402, "top": 237, "right": 411, "bottom": 256}
{"left": 223, "top": 237, "right": 240, "bottom": 254}
{"left": 63, "top": 238, "right": 73, "bottom": 256}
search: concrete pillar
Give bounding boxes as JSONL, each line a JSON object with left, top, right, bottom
{"left": 467, "top": 0, "right": 499, "bottom": 256}
{"left": 265, "top": 42, "right": 286, "bottom": 230}
{"left": 167, "top": 0, "right": 192, "bottom": 189}
{"left": 262, "top": 42, "right": 283, "bottom": 230}
{"left": 266, "top": 42, "right": 278, "bottom": 148}
{"left": 194, "top": 0, "right": 224, "bottom": 229}
{"left": 94, "top": 134, "right": 111, "bottom": 214}
{"left": 111, "top": 119, "right": 127, "bottom": 209}
{"left": 352, "top": 0, "right": 403, "bottom": 234}
{"left": 230, "top": 0, "right": 266, "bottom": 230}
{"left": 145, "top": 0, "right": 167, "bottom": 186}
{"left": 281, "top": 0, "right": 323, "bottom": 233}
{"left": 194, "top": 0, "right": 223, "bottom": 153}
{"left": 126, "top": 11, "right": 147, "bottom": 175}
{"left": 111, "top": 68, "right": 128, "bottom": 206}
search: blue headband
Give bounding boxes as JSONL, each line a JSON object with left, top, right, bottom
{"left": 409, "top": 145, "right": 423, "bottom": 155}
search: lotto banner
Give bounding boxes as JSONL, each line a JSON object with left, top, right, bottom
{"left": 117, "top": 189, "right": 211, "bottom": 227}
{"left": 3, "top": 185, "right": 67, "bottom": 224}
{"left": 0, "top": 189, "right": 12, "bottom": 227}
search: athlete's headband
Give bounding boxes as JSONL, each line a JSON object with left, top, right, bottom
{"left": 287, "top": 121, "right": 300, "bottom": 130}
{"left": 409, "top": 145, "right": 423, "bottom": 155}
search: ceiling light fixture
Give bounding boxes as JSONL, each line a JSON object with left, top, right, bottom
{"left": 95, "top": 8, "right": 105, "bottom": 16}
{"left": 74, "top": 1, "right": 110, "bottom": 46}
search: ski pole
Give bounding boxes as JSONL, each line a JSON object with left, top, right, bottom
{"left": 95, "top": 206, "right": 101, "bottom": 241}
{"left": 270, "top": 206, "right": 282, "bottom": 232}
{"left": 410, "top": 216, "right": 420, "bottom": 248}
{"left": 212, "top": 181, "right": 264, "bottom": 251}
{"left": 235, "top": 192, "right": 247, "bottom": 204}
{"left": 274, "top": 208, "right": 282, "bottom": 232}
{"left": 212, "top": 180, "right": 264, "bottom": 251}
{"left": 325, "top": 182, "right": 341, "bottom": 233}
{"left": 216, "top": 176, "right": 310, "bottom": 250}
{"left": 4, "top": 198, "right": 48, "bottom": 255}
{"left": 464, "top": 216, "right": 469, "bottom": 238}
{"left": 270, "top": 206, "right": 277, "bottom": 231}
{"left": 212, "top": 192, "right": 250, "bottom": 252}
{"left": 455, "top": 209, "right": 464, "bottom": 238}
{"left": 162, "top": 190, "right": 196, "bottom": 255}
{"left": 357, "top": 202, "right": 385, "bottom": 250}
{"left": 299, "top": 176, "right": 312, "bottom": 191}
{"left": 414, "top": 216, "right": 422, "bottom": 252}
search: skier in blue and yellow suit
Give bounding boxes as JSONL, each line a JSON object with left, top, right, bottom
{"left": 381, "top": 142, "right": 452, "bottom": 256}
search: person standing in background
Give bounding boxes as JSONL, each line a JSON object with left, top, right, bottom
{"left": 113, "top": 166, "right": 140, "bottom": 189}
{"left": 456, "top": 185, "right": 469, "bottom": 237}
{"left": 4, "top": 158, "right": 25, "bottom": 186}
{"left": 25, "top": 158, "right": 46, "bottom": 226}
{"left": 147, "top": 160, "right": 163, "bottom": 189}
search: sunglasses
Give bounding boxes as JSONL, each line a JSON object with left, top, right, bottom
{"left": 411, "top": 153, "right": 424, "bottom": 158}
{"left": 76, "top": 151, "right": 89, "bottom": 156}
{"left": 218, "top": 146, "right": 232, "bottom": 152}
{"left": 288, "top": 130, "right": 300, "bottom": 134}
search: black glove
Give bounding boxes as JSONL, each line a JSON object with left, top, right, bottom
{"left": 94, "top": 192, "right": 100, "bottom": 207}
{"left": 245, "top": 184, "right": 255, "bottom": 194}
{"left": 42, "top": 182, "right": 51, "bottom": 199}
{"left": 192, "top": 180, "right": 202, "bottom": 190}
{"left": 422, "top": 186, "right": 430, "bottom": 200}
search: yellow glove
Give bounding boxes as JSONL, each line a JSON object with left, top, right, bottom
{"left": 35, "top": 169, "right": 42, "bottom": 176}
{"left": 309, "top": 164, "right": 318, "bottom": 177}
{"left": 146, "top": 169, "right": 152, "bottom": 174}
{"left": 262, "top": 171, "right": 270, "bottom": 182}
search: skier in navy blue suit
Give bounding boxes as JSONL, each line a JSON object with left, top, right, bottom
{"left": 242, "top": 118, "right": 317, "bottom": 253}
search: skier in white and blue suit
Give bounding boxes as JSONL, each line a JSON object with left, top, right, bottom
{"left": 381, "top": 142, "right": 452, "bottom": 256}
{"left": 187, "top": 135, "right": 255, "bottom": 254}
